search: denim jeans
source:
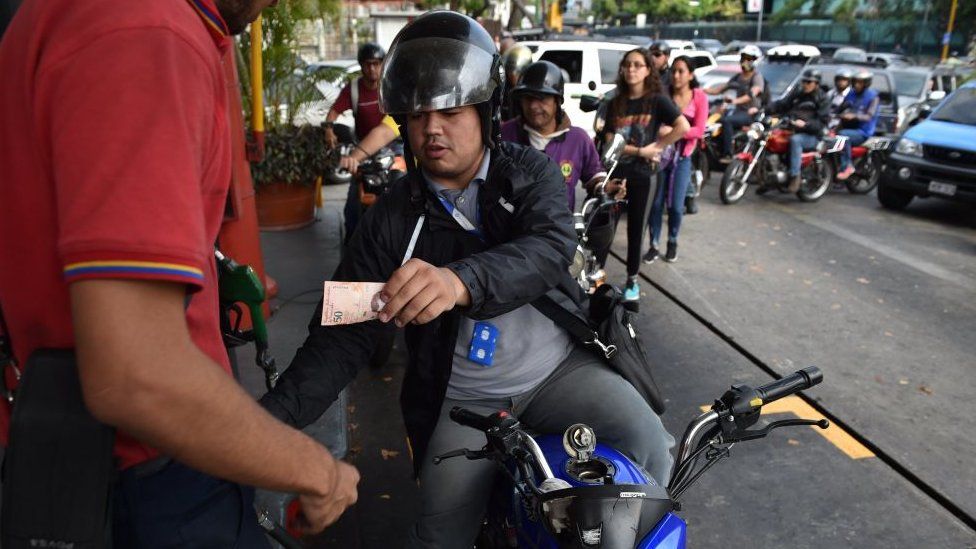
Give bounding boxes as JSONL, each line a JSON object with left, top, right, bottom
{"left": 788, "top": 133, "right": 820, "bottom": 176}
{"left": 721, "top": 109, "right": 754, "bottom": 155}
{"left": 649, "top": 155, "right": 692, "bottom": 245}
{"left": 113, "top": 460, "right": 270, "bottom": 548}
{"left": 839, "top": 128, "right": 868, "bottom": 170}
{"left": 405, "top": 346, "right": 675, "bottom": 549}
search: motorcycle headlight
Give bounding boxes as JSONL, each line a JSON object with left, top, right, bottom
{"left": 378, "top": 155, "right": 395, "bottom": 170}
{"left": 750, "top": 122, "right": 765, "bottom": 134}
{"left": 747, "top": 129, "right": 760, "bottom": 140}
{"left": 895, "top": 137, "right": 923, "bottom": 157}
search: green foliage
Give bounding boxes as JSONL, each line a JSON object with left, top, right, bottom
{"left": 250, "top": 125, "right": 329, "bottom": 186}
{"left": 621, "top": 0, "right": 742, "bottom": 22}
{"left": 237, "top": 0, "right": 337, "bottom": 187}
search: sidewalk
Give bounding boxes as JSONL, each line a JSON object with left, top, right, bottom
{"left": 235, "top": 183, "right": 417, "bottom": 547}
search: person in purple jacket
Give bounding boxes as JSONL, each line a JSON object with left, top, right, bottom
{"left": 501, "top": 61, "right": 626, "bottom": 211}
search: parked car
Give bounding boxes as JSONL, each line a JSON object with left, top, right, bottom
{"left": 878, "top": 81, "right": 976, "bottom": 209}
{"left": 520, "top": 40, "right": 635, "bottom": 135}
{"left": 801, "top": 61, "right": 899, "bottom": 135}
{"left": 719, "top": 40, "right": 782, "bottom": 56}
{"left": 658, "top": 39, "right": 696, "bottom": 51}
{"left": 816, "top": 43, "right": 848, "bottom": 58}
{"left": 758, "top": 53, "right": 816, "bottom": 102}
{"left": 766, "top": 44, "right": 821, "bottom": 58}
{"left": 867, "top": 52, "right": 912, "bottom": 68}
{"left": 832, "top": 47, "right": 868, "bottom": 63}
{"left": 692, "top": 38, "right": 724, "bottom": 55}
{"left": 670, "top": 49, "right": 716, "bottom": 76}
{"left": 697, "top": 63, "right": 741, "bottom": 92}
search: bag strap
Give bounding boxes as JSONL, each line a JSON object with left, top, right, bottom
{"left": 531, "top": 295, "right": 617, "bottom": 359}
{"left": 350, "top": 77, "right": 360, "bottom": 116}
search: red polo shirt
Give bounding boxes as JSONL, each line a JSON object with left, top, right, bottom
{"left": 0, "top": 0, "right": 234, "bottom": 469}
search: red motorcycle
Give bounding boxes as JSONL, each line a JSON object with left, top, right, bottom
{"left": 826, "top": 126, "right": 892, "bottom": 194}
{"left": 720, "top": 115, "right": 841, "bottom": 204}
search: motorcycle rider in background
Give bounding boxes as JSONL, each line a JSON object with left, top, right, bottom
{"left": 703, "top": 44, "right": 765, "bottom": 163}
{"left": 501, "top": 60, "right": 626, "bottom": 211}
{"left": 766, "top": 68, "right": 829, "bottom": 194}
{"left": 500, "top": 44, "right": 534, "bottom": 121}
{"left": 827, "top": 68, "right": 853, "bottom": 116}
{"left": 834, "top": 70, "right": 880, "bottom": 181}
{"left": 647, "top": 41, "right": 672, "bottom": 87}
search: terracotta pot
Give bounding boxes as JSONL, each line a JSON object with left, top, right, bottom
{"left": 255, "top": 182, "right": 316, "bottom": 231}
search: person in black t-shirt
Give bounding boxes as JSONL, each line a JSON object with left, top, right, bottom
{"left": 601, "top": 48, "right": 688, "bottom": 302}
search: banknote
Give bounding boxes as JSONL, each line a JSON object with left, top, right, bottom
{"left": 320, "top": 281, "right": 387, "bottom": 326}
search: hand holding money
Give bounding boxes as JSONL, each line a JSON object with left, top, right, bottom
{"left": 320, "top": 281, "right": 387, "bottom": 325}
{"left": 379, "top": 259, "right": 470, "bottom": 328}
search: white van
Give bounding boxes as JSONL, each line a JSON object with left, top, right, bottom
{"left": 520, "top": 40, "right": 635, "bottom": 135}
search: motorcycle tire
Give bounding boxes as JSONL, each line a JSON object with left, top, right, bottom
{"left": 797, "top": 159, "right": 832, "bottom": 202}
{"left": 720, "top": 158, "right": 749, "bottom": 204}
{"left": 877, "top": 181, "right": 914, "bottom": 210}
{"left": 845, "top": 155, "right": 880, "bottom": 194}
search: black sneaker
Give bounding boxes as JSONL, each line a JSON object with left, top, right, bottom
{"left": 664, "top": 241, "right": 678, "bottom": 263}
{"left": 642, "top": 245, "right": 660, "bottom": 264}
{"left": 685, "top": 196, "right": 698, "bottom": 215}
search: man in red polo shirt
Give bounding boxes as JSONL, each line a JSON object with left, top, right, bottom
{"left": 0, "top": 0, "right": 358, "bottom": 543}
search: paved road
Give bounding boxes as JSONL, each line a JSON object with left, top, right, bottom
{"left": 619, "top": 181, "right": 976, "bottom": 526}
{"left": 243, "top": 181, "right": 976, "bottom": 546}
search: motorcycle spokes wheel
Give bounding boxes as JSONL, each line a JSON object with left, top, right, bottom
{"left": 720, "top": 158, "right": 749, "bottom": 204}
{"left": 844, "top": 155, "right": 880, "bottom": 194}
{"left": 797, "top": 160, "right": 832, "bottom": 202}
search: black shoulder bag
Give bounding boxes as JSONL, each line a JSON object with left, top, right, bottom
{"left": 532, "top": 284, "right": 667, "bottom": 415}
{"left": 0, "top": 303, "right": 115, "bottom": 548}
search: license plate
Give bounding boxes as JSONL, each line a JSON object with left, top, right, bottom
{"left": 928, "top": 181, "right": 957, "bottom": 196}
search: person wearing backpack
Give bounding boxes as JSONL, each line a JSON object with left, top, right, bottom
{"left": 703, "top": 44, "right": 766, "bottom": 163}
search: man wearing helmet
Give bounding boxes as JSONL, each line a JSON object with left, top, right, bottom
{"left": 767, "top": 68, "right": 830, "bottom": 193}
{"left": 704, "top": 44, "right": 766, "bottom": 162}
{"left": 324, "top": 42, "right": 389, "bottom": 239}
{"left": 648, "top": 41, "right": 673, "bottom": 86}
{"left": 835, "top": 70, "right": 880, "bottom": 181}
{"left": 501, "top": 44, "right": 534, "bottom": 121}
{"left": 501, "top": 60, "right": 625, "bottom": 210}
{"left": 259, "top": 11, "right": 674, "bottom": 548}
{"left": 828, "top": 68, "right": 853, "bottom": 115}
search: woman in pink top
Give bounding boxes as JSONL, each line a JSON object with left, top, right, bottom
{"left": 644, "top": 56, "right": 709, "bottom": 263}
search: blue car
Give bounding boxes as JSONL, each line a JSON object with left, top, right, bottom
{"left": 879, "top": 80, "right": 976, "bottom": 210}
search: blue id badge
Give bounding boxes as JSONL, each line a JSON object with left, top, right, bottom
{"left": 467, "top": 321, "right": 499, "bottom": 367}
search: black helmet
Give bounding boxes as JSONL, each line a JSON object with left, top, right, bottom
{"left": 512, "top": 61, "right": 565, "bottom": 103}
{"left": 380, "top": 11, "right": 503, "bottom": 148}
{"left": 648, "top": 40, "right": 671, "bottom": 56}
{"left": 834, "top": 68, "right": 853, "bottom": 85}
{"left": 502, "top": 44, "right": 534, "bottom": 77}
{"left": 852, "top": 69, "right": 873, "bottom": 88}
{"left": 357, "top": 42, "right": 385, "bottom": 65}
{"left": 801, "top": 68, "right": 822, "bottom": 84}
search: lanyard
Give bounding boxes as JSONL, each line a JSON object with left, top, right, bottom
{"left": 436, "top": 194, "right": 485, "bottom": 242}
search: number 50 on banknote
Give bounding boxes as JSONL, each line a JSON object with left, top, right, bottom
{"left": 320, "top": 281, "right": 388, "bottom": 326}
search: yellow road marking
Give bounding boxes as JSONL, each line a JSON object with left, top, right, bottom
{"left": 699, "top": 396, "right": 875, "bottom": 460}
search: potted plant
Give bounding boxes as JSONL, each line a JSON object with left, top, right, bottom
{"left": 238, "top": 0, "right": 337, "bottom": 230}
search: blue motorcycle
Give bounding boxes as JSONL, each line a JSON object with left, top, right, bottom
{"left": 436, "top": 367, "right": 828, "bottom": 548}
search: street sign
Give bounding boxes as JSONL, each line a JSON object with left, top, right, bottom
{"left": 942, "top": 32, "right": 951, "bottom": 46}
{"left": 747, "top": 0, "right": 763, "bottom": 13}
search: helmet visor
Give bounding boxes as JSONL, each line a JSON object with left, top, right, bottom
{"left": 380, "top": 37, "right": 498, "bottom": 115}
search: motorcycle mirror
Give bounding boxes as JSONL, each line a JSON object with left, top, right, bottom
{"left": 579, "top": 94, "right": 601, "bottom": 113}
{"left": 927, "top": 90, "right": 946, "bottom": 102}
{"left": 603, "top": 133, "right": 626, "bottom": 166}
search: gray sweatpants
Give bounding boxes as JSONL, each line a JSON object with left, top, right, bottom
{"left": 405, "top": 346, "right": 675, "bottom": 549}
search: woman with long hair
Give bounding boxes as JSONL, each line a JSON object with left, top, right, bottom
{"left": 645, "top": 55, "right": 708, "bottom": 264}
{"left": 602, "top": 48, "right": 688, "bottom": 301}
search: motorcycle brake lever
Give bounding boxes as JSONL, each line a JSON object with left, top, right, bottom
{"left": 432, "top": 448, "right": 490, "bottom": 465}
{"left": 725, "top": 418, "right": 829, "bottom": 443}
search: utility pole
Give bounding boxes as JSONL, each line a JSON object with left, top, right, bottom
{"left": 941, "top": 0, "right": 958, "bottom": 61}
{"left": 757, "top": 0, "right": 764, "bottom": 42}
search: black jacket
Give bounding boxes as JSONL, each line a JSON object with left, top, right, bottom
{"left": 769, "top": 86, "right": 829, "bottom": 136}
{"left": 259, "top": 142, "right": 586, "bottom": 473}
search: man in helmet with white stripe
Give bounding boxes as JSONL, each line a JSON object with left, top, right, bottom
{"left": 259, "top": 11, "right": 674, "bottom": 548}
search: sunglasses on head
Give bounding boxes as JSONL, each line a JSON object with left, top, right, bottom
{"left": 802, "top": 79, "right": 818, "bottom": 84}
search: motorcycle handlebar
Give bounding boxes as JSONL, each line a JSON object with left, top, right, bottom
{"left": 755, "top": 367, "right": 823, "bottom": 404}
{"left": 450, "top": 407, "right": 496, "bottom": 431}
